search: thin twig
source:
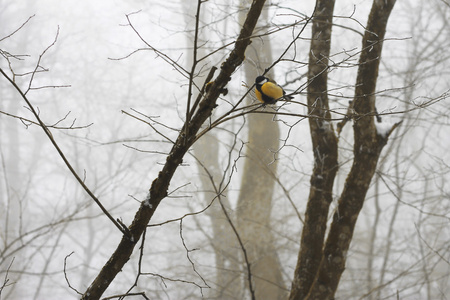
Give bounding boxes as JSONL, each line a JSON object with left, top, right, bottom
{"left": 0, "top": 109, "right": 92, "bottom": 130}
{"left": 64, "top": 252, "right": 82, "bottom": 295}
{"left": 103, "top": 292, "right": 149, "bottom": 300}
{"left": 0, "top": 15, "right": 35, "bottom": 42}
{"left": 122, "top": 110, "right": 175, "bottom": 144}
{"left": 179, "top": 219, "right": 209, "bottom": 296}
{"left": 0, "top": 258, "right": 15, "bottom": 297}
{"left": 185, "top": 0, "right": 203, "bottom": 138}
{"left": 0, "top": 68, "right": 129, "bottom": 237}
{"left": 193, "top": 143, "right": 256, "bottom": 300}
{"left": 124, "top": 11, "right": 190, "bottom": 77}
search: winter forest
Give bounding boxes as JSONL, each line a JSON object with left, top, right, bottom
{"left": 1, "top": 0, "right": 449, "bottom": 299}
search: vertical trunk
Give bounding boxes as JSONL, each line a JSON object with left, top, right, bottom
{"left": 306, "top": 1, "right": 397, "bottom": 299}
{"left": 289, "top": 1, "right": 338, "bottom": 299}
{"left": 194, "top": 134, "right": 241, "bottom": 299}
{"left": 236, "top": 101, "right": 285, "bottom": 300}
{"left": 235, "top": 2, "right": 286, "bottom": 299}
{"left": 182, "top": 2, "right": 242, "bottom": 297}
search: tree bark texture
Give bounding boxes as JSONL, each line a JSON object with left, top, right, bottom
{"left": 289, "top": 1, "right": 338, "bottom": 299}
{"left": 305, "top": 1, "right": 397, "bottom": 299}
{"left": 81, "top": 1, "right": 267, "bottom": 299}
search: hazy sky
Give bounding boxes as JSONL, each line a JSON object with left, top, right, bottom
{"left": 1, "top": 1, "right": 449, "bottom": 299}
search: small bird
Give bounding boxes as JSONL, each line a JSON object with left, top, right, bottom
{"left": 255, "top": 75, "right": 293, "bottom": 105}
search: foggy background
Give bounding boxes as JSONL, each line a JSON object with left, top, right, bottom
{"left": 1, "top": 0, "right": 449, "bottom": 299}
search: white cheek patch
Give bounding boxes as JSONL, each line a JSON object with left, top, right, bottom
{"left": 258, "top": 78, "right": 268, "bottom": 85}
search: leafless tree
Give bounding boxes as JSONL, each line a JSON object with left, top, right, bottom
{"left": 1, "top": 0, "right": 449, "bottom": 299}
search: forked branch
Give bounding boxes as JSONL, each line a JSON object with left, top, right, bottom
{"left": 81, "top": 1, "right": 267, "bottom": 299}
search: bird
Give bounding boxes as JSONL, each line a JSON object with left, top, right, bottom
{"left": 254, "top": 75, "right": 293, "bottom": 105}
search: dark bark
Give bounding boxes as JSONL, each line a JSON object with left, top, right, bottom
{"left": 289, "top": 1, "right": 338, "bottom": 299}
{"left": 80, "top": 1, "right": 267, "bottom": 299}
{"left": 305, "top": 1, "right": 397, "bottom": 299}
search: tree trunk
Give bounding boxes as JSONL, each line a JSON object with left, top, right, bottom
{"left": 194, "top": 133, "right": 242, "bottom": 299}
{"left": 306, "top": 1, "right": 397, "bottom": 299}
{"left": 235, "top": 2, "right": 287, "bottom": 299}
{"left": 289, "top": 1, "right": 338, "bottom": 299}
{"left": 183, "top": 1, "right": 242, "bottom": 297}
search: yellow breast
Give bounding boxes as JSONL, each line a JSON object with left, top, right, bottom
{"left": 261, "top": 82, "right": 284, "bottom": 99}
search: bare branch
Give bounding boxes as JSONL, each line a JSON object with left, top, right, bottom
{"left": 0, "top": 109, "right": 93, "bottom": 130}
{"left": 192, "top": 141, "right": 256, "bottom": 300}
{"left": 121, "top": 110, "right": 175, "bottom": 144}
{"left": 25, "top": 26, "right": 60, "bottom": 95}
{"left": 0, "top": 68, "right": 129, "bottom": 237}
{"left": 0, "top": 15, "right": 35, "bottom": 42}
{"left": 81, "top": 1, "right": 267, "bottom": 298}
{"left": 0, "top": 258, "right": 15, "bottom": 297}
{"left": 179, "top": 219, "right": 209, "bottom": 295}
{"left": 121, "top": 11, "right": 189, "bottom": 77}
{"left": 64, "top": 252, "right": 82, "bottom": 296}
{"left": 185, "top": 0, "right": 203, "bottom": 136}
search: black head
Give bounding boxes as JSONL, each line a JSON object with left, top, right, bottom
{"left": 255, "top": 76, "right": 268, "bottom": 85}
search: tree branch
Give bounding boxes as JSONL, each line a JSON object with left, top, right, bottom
{"left": 0, "top": 68, "right": 129, "bottom": 237}
{"left": 80, "top": 1, "right": 267, "bottom": 299}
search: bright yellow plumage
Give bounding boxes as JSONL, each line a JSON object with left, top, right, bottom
{"left": 261, "top": 82, "right": 284, "bottom": 100}
{"left": 255, "top": 75, "right": 291, "bottom": 104}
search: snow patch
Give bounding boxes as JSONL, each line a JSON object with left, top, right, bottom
{"left": 143, "top": 199, "right": 153, "bottom": 209}
{"left": 375, "top": 120, "right": 394, "bottom": 138}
